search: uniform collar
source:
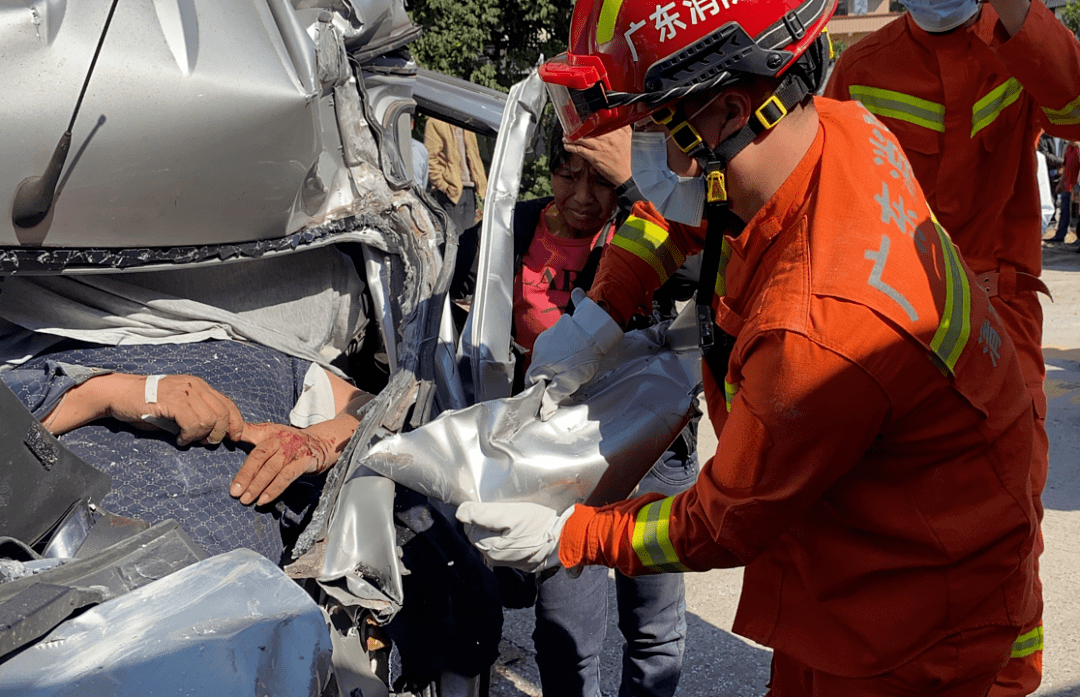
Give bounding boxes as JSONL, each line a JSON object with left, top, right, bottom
{"left": 904, "top": 5, "right": 1001, "bottom": 48}
{"left": 724, "top": 116, "right": 825, "bottom": 276}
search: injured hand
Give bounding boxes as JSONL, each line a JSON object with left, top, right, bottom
{"left": 230, "top": 420, "right": 351, "bottom": 506}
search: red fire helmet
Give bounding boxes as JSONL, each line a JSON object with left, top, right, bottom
{"left": 540, "top": 0, "right": 837, "bottom": 140}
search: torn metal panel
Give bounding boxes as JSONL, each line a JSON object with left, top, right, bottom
{"left": 365, "top": 318, "right": 703, "bottom": 513}
{"left": 0, "top": 219, "right": 395, "bottom": 275}
{"left": 294, "top": 144, "right": 447, "bottom": 570}
{"left": 312, "top": 15, "right": 352, "bottom": 93}
{"left": 458, "top": 70, "right": 548, "bottom": 403}
{"left": 0, "top": 520, "right": 206, "bottom": 606}
{"left": 0, "top": 550, "right": 333, "bottom": 697}
{"left": 335, "top": 76, "right": 382, "bottom": 168}
{"left": 359, "top": 57, "right": 418, "bottom": 192}
{"left": 299, "top": 176, "right": 446, "bottom": 610}
{"left": 0, "top": 583, "right": 106, "bottom": 660}
{"left": 318, "top": 466, "right": 405, "bottom": 621}
{"left": 0, "top": 381, "right": 109, "bottom": 546}
{"left": 334, "top": 0, "right": 422, "bottom": 62}
{"left": 364, "top": 246, "right": 401, "bottom": 373}
{"left": 305, "top": 188, "right": 452, "bottom": 602}
{"left": 323, "top": 607, "right": 391, "bottom": 697}
{"left": 0, "top": 520, "right": 205, "bottom": 659}
{"left": 435, "top": 295, "right": 468, "bottom": 412}
{"left": 414, "top": 68, "right": 507, "bottom": 138}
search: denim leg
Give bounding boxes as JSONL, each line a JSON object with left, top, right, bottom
{"left": 615, "top": 427, "right": 699, "bottom": 697}
{"left": 615, "top": 571, "right": 687, "bottom": 697}
{"left": 1053, "top": 191, "right": 1072, "bottom": 240}
{"left": 533, "top": 564, "right": 609, "bottom": 697}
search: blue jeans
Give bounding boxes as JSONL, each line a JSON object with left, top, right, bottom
{"left": 533, "top": 441, "right": 699, "bottom": 697}
{"left": 1051, "top": 190, "right": 1072, "bottom": 241}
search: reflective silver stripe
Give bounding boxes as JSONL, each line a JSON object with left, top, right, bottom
{"left": 972, "top": 78, "right": 1023, "bottom": 137}
{"left": 1043, "top": 93, "right": 1080, "bottom": 126}
{"left": 849, "top": 85, "right": 945, "bottom": 133}
{"left": 631, "top": 497, "right": 691, "bottom": 573}
{"left": 1011, "top": 626, "right": 1043, "bottom": 658}
{"left": 928, "top": 216, "right": 972, "bottom": 374}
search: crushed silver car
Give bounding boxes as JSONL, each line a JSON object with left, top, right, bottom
{"left": 0, "top": 0, "right": 699, "bottom": 695}
{"left": 1, "top": 0, "right": 504, "bottom": 694}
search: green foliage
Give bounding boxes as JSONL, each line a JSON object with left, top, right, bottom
{"left": 1060, "top": 0, "right": 1080, "bottom": 35}
{"left": 406, "top": 0, "right": 502, "bottom": 88}
{"left": 407, "top": 0, "right": 573, "bottom": 197}
{"left": 407, "top": 0, "right": 573, "bottom": 92}
{"left": 523, "top": 155, "right": 554, "bottom": 200}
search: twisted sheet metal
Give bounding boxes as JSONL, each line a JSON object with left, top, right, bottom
{"left": 362, "top": 313, "right": 703, "bottom": 513}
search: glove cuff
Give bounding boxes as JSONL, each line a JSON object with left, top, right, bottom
{"left": 557, "top": 504, "right": 596, "bottom": 569}
{"left": 570, "top": 292, "right": 623, "bottom": 353}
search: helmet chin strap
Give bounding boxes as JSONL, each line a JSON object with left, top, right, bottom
{"left": 651, "top": 65, "right": 818, "bottom": 371}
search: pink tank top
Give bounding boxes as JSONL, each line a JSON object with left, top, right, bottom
{"left": 514, "top": 203, "right": 609, "bottom": 361}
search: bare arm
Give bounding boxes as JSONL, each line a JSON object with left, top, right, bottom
{"left": 41, "top": 372, "right": 244, "bottom": 446}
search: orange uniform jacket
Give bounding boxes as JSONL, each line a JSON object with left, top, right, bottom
{"left": 824, "top": 1, "right": 1080, "bottom": 421}
{"left": 562, "top": 99, "right": 1038, "bottom": 677}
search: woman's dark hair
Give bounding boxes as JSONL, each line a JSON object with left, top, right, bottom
{"left": 547, "top": 121, "right": 571, "bottom": 174}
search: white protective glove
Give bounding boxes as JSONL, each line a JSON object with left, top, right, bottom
{"left": 456, "top": 501, "right": 576, "bottom": 574}
{"left": 526, "top": 288, "right": 624, "bottom": 420}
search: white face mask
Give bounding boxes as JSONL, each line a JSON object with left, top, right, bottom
{"left": 901, "top": 0, "right": 980, "bottom": 33}
{"left": 630, "top": 131, "right": 705, "bottom": 227}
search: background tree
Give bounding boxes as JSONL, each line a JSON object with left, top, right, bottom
{"left": 407, "top": 0, "right": 571, "bottom": 90}
{"left": 1060, "top": 0, "right": 1080, "bottom": 36}
{"left": 408, "top": 0, "right": 573, "bottom": 197}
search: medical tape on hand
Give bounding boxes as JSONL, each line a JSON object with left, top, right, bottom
{"left": 144, "top": 374, "right": 166, "bottom": 404}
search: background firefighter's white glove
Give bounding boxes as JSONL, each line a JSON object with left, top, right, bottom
{"left": 456, "top": 501, "right": 575, "bottom": 573}
{"left": 526, "top": 288, "right": 623, "bottom": 420}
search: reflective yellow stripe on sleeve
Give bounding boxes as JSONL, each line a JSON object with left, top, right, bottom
{"left": 724, "top": 380, "right": 738, "bottom": 412}
{"left": 928, "top": 215, "right": 972, "bottom": 375}
{"left": 848, "top": 85, "right": 945, "bottom": 132}
{"left": 631, "top": 496, "right": 692, "bottom": 573}
{"left": 1011, "top": 626, "right": 1044, "bottom": 658}
{"left": 611, "top": 215, "right": 687, "bottom": 285}
{"left": 1043, "top": 93, "right": 1080, "bottom": 126}
{"left": 972, "top": 78, "right": 1024, "bottom": 137}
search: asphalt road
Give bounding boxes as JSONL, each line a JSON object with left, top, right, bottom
{"left": 489, "top": 244, "right": 1080, "bottom": 697}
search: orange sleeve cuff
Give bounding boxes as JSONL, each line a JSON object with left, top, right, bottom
{"left": 558, "top": 504, "right": 596, "bottom": 569}
{"left": 559, "top": 493, "right": 671, "bottom": 574}
{"left": 992, "top": 0, "right": 1080, "bottom": 121}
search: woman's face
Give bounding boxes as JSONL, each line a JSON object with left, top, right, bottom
{"left": 550, "top": 154, "right": 618, "bottom": 237}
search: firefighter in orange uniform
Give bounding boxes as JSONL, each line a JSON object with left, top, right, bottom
{"left": 824, "top": 1, "right": 1080, "bottom": 691}
{"left": 456, "top": 0, "right": 1041, "bottom": 693}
